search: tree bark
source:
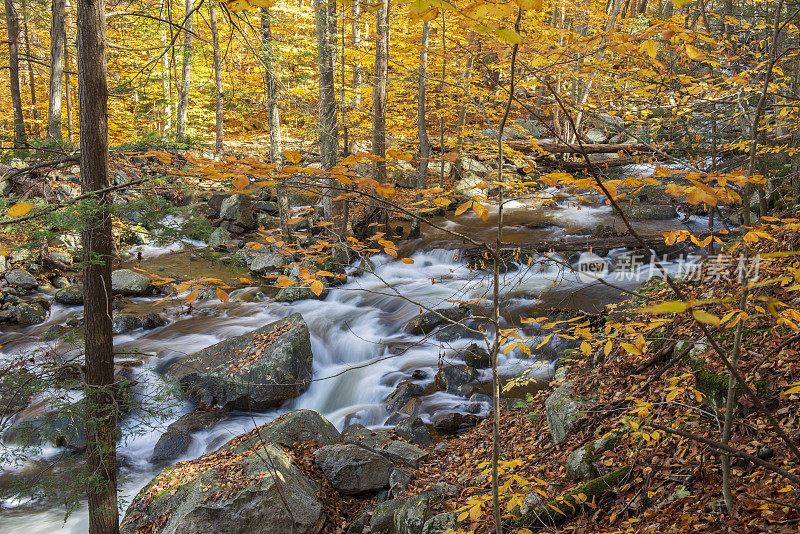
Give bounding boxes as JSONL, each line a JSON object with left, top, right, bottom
{"left": 210, "top": 0, "right": 223, "bottom": 156}
{"left": 5, "top": 0, "right": 27, "bottom": 148}
{"left": 160, "top": 0, "right": 172, "bottom": 134}
{"left": 76, "top": 0, "right": 118, "bottom": 531}
{"left": 261, "top": 8, "right": 290, "bottom": 239}
{"left": 176, "top": 0, "right": 193, "bottom": 139}
{"left": 313, "top": 0, "right": 343, "bottom": 232}
{"left": 372, "top": 0, "right": 389, "bottom": 184}
{"left": 351, "top": 0, "right": 361, "bottom": 114}
{"left": 410, "top": 21, "right": 430, "bottom": 240}
{"left": 47, "top": 0, "right": 66, "bottom": 141}
{"left": 21, "top": 0, "right": 38, "bottom": 127}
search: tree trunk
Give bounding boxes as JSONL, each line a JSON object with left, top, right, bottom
{"left": 261, "top": 8, "right": 290, "bottom": 239}
{"left": 410, "top": 21, "right": 430, "bottom": 240}
{"left": 372, "top": 0, "right": 389, "bottom": 184}
{"left": 64, "top": 22, "right": 74, "bottom": 141}
{"left": 76, "top": 0, "right": 118, "bottom": 531}
{"left": 22, "top": 0, "right": 38, "bottom": 128}
{"left": 313, "top": 0, "right": 342, "bottom": 233}
{"left": 161, "top": 0, "right": 172, "bottom": 133}
{"left": 210, "top": 0, "right": 223, "bottom": 156}
{"left": 47, "top": 0, "right": 66, "bottom": 141}
{"left": 5, "top": 0, "right": 27, "bottom": 148}
{"left": 176, "top": 0, "right": 193, "bottom": 139}
{"left": 351, "top": 0, "right": 361, "bottom": 114}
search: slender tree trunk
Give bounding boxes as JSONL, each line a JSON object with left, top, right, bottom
{"left": 372, "top": 0, "right": 388, "bottom": 184}
{"left": 22, "top": 0, "right": 38, "bottom": 128}
{"left": 48, "top": 0, "right": 66, "bottom": 140}
{"left": 351, "top": 0, "right": 361, "bottom": 114}
{"left": 438, "top": 9, "right": 445, "bottom": 187}
{"left": 64, "top": 26, "right": 74, "bottom": 141}
{"left": 5, "top": 0, "right": 27, "bottom": 148}
{"left": 176, "top": 0, "right": 193, "bottom": 139}
{"left": 210, "top": 0, "right": 223, "bottom": 156}
{"left": 314, "top": 0, "right": 342, "bottom": 232}
{"left": 410, "top": 21, "right": 430, "bottom": 240}
{"left": 77, "top": 0, "right": 118, "bottom": 531}
{"left": 261, "top": 8, "right": 290, "bottom": 239}
{"left": 161, "top": 0, "right": 172, "bottom": 133}
{"left": 455, "top": 33, "right": 476, "bottom": 149}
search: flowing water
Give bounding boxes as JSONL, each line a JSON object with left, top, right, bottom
{"left": 0, "top": 200, "right": 713, "bottom": 533}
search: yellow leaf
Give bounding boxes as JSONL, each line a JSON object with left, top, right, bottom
{"left": 473, "top": 202, "right": 489, "bottom": 222}
{"left": 283, "top": 150, "right": 302, "bottom": 164}
{"left": 515, "top": 0, "right": 542, "bottom": 9}
{"left": 401, "top": 258, "right": 415, "bottom": 264}
{"left": 185, "top": 289, "right": 200, "bottom": 305}
{"left": 692, "top": 309, "right": 721, "bottom": 327}
{"left": 7, "top": 202, "right": 33, "bottom": 218}
{"left": 469, "top": 504, "right": 483, "bottom": 520}
{"left": 232, "top": 174, "right": 250, "bottom": 190}
{"left": 455, "top": 200, "right": 473, "bottom": 216}
{"left": 620, "top": 342, "right": 641, "bottom": 355}
{"left": 580, "top": 341, "right": 592, "bottom": 355}
{"left": 495, "top": 27, "right": 523, "bottom": 45}
{"left": 310, "top": 279, "right": 324, "bottom": 296}
{"left": 641, "top": 40, "right": 658, "bottom": 59}
{"left": 216, "top": 287, "right": 229, "bottom": 304}
{"left": 432, "top": 197, "right": 452, "bottom": 207}
{"left": 642, "top": 301, "right": 689, "bottom": 314}
{"left": 685, "top": 44, "right": 706, "bottom": 61}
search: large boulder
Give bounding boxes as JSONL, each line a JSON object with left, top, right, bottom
{"left": 207, "top": 226, "right": 235, "bottom": 249}
{"left": 15, "top": 302, "right": 47, "bottom": 325}
{"left": 220, "top": 193, "right": 255, "bottom": 231}
{"left": 343, "top": 424, "right": 428, "bottom": 467}
{"left": 249, "top": 252, "right": 289, "bottom": 275}
{"left": 54, "top": 284, "right": 83, "bottom": 305}
{"left": 620, "top": 202, "right": 678, "bottom": 221}
{"left": 150, "top": 408, "right": 230, "bottom": 464}
{"left": 169, "top": 313, "right": 313, "bottom": 410}
{"left": 315, "top": 443, "right": 392, "bottom": 495}
{"left": 275, "top": 282, "right": 329, "bottom": 302}
{"left": 241, "top": 409, "right": 342, "bottom": 449}
{"left": 545, "top": 381, "right": 584, "bottom": 444}
{"left": 121, "top": 440, "right": 325, "bottom": 534}
{"left": 111, "top": 269, "right": 152, "bottom": 297}
{"left": 5, "top": 269, "right": 37, "bottom": 290}
{"left": 394, "top": 416, "right": 433, "bottom": 446}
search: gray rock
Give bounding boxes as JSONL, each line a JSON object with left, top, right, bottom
{"left": 404, "top": 307, "right": 467, "bottom": 336}
{"left": 385, "top": 381, "right": 425, "bottom": 413}
{"left": 15, "top": 302, "right": 47, "bottom": 325}
{"left": 275, "top": 282, "right": 329, "bottom": 302}
{"left": 111, "top": 269, "right": 151, "bottom": 297}
{"left": 169, "top": 313, "right": 313, "bottom": 410}
{"left": 422, "top": 512, "right": 458, "bottom": 534}
{"left": 584, "top": 128, "right": 608, "bottom": 144}
{"left": 545, "top": 381, "right": 584, "bottom": 444}
{"left": 2, "top": 398, "right": 86, "bottom": 450}
{"left": 249, "top": 252, "right": 288, "bottom": 275}
{"left": 389, "top": 468, "right": 413, "bottom": 495}
{"left": 435, "top": 365, "right": 478, "bottom": 396}
{"left": 343, "top": 424, "right": 428, "bottom": 467}
{"left": 54, "top": 284, "right": 83, "bottom": 305}
{"left": 464, "top": 343, "right": 491, "bottom": 369}
{"left": 433, "top": 412, "right": 463, "bottom": 433}
{"left": 237, "top": 409, "right": 341, "bottom": 449}
{"left": 207, "top": 227, "right": 234, "bottom": 249}
{"left": 112, "top": 312, "right": 166, "bottom": 334}
{"left": 371, "top": 494, "right": 433, "bottom": 534}
{"left": 220, "top": 193, "right": 255, "bottom": 229}
{"left": 620, "top": 203, "right": 678, "bottom": 221}
{"left": 353, "top": 256, "right": 375, "bottom": 276}
{"left": 315, "top": 443, "right": 392, "bottom": 495}
{"left": 150, "top": 430, "right": 194, "bottom": 464}
{"left": 168, "top": 408, "right": 229, "bottom": 434}
{"left": 121, "top": 441, "right": 325, "bottom": 534}
{"left": 5, "top": 269, "right": 37, "bottom": 290}
{"left": 395, "top": 416, "right": 433, "bottom": 446}
{"left": 565, "top": 430, "right": 623, "bottom": 481}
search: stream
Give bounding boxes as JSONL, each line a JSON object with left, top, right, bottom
{"left": 0, "top": 200, "right": 713, "bottom": 533}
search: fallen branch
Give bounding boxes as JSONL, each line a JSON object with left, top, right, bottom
{"left": 506, "top": 140, "right": 653, "bottom": 155}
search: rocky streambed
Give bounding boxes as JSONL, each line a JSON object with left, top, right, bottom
{"left": 0, "top": 192, "right": 716, "bottom": 533}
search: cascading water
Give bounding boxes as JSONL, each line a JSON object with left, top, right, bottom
{"left": 0, "top": 201, "right": 710, "bottom": 533}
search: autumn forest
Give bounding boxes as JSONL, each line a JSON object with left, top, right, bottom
{"left": 2, "top": 0, "right": 800, "bottom": 533}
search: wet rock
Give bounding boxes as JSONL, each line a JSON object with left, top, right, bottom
{"left": 220, "top": 193, "right": 255, "bottom": 230}
{"left": 111, "top": 269, "right": 152, "bottom": 297}
{"left": 434, "top": 365, "right": 478, "bottom": 396}
{"left": 275, "top": 281, "right": 329, "bottom": 302}
{"left": 169, "top": 313, "right": 314, "bottom": 410}
{"left": 343, "top": 424, "right": 428, "bottom": 467}
{"left": 112, "top": 312, "right": 166, "bottom": 334}
{"left": 5, "top": 269, "right": 38, "bottom": 291}
{"left": 545, "top": 381, "right": 584, "bottom": 444}
{"left": 394, "top": 416, "right": 433, "bottom": 446}
{"left": 150, "top": 430, "right": 194, "bottom": 464}
{"left": 238, "top": 409, "right": 341, "bottom": 449}
{"left": 353, "top": 256, "right": 375, "bottom": 276}
{"left": 121, "top": 440, "right": 325, "bottom": 534}
{"left": 385, "top": 381, "right": 424, "bottom": 413}
{"left": 54, "top": 284, "right": 84, "bottom": 305}
{"left": 167, "top": 407, "right": 229, "bottom": 434}
{"left": 432, "top": 412, "right": 463, "bottom": 433}
{"left": 592, "top": 224, "right": 619, "bottom": 239}
{"left": 464, "top": 343, "right": 491, "bottom": 369}
{"left": 2, "top": 397, "right": 86, "bottom": 449}
{"left": 620, "top": 202, "right": 678, "bottom": 221}
{"left": 422, "top": 512, "right": 458, "bottom": 534}
{"left": 403, "top": 307, "right": 468, "bottom": 336}
{"left": 207, "top": 226, "right": 234, "bottom": 249}
{"left": 15, "top": 302, "right": 47, "bottom": 325}
{"left": 315, "top": 443, "right": 392, "bottom": 495}
{"left": 248, "top": 252, "right": 288, "bottom": 275}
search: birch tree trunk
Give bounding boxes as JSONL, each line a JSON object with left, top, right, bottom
{"left": 76, "top": 0, "right": 118, "bottom": 531}
{"left": 410, "top": 20, "right": 430, "bottom": 239}
{"left": 176, "top": 0, "right": 193, "bottom": 139}
{"left": 22, "top": 0, "right": 38, "bottom": 128}
{"left": 5, "top": 0, "right": 27, "bottom": 148}
{"left": 210, "top": 0, "right": 223, "bottom": 155}
{"left": 161, "top": 0, "right": 172, "bottom": 133}
{"left": 47, "top": 0, "right": 66, "bottom": 140}
{"left": 372, "top": 0, "right": 389, "bottom": 184}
